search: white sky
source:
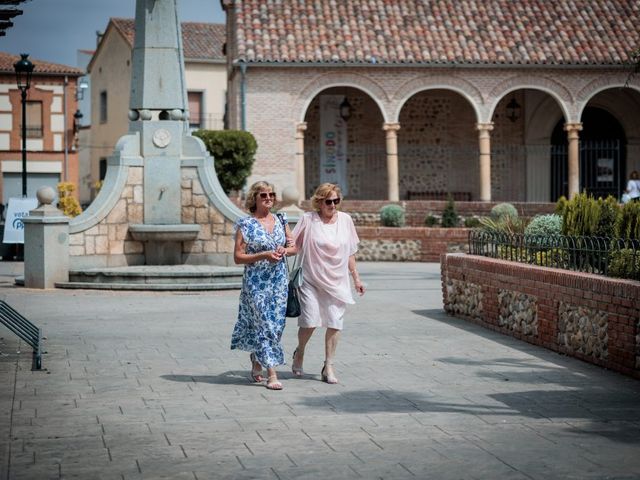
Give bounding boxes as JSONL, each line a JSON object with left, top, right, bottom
{"left": 0, "top": 0, "right": 225, "bottom": 67}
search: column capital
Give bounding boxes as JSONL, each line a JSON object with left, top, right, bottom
{"left": 476, "top": 122, "right": 494, "bottom": 132}
{"left": 296, "top": 122, "right": 307, "bottom": 132}
{"left": 564, "top": 122, "right": 583, "bottom": 133}
{"left": 382, "top": 122, "right": 401, "bottom": 132}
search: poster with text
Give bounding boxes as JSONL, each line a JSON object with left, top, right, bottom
{"left": 319, "top": 95, "right": 348, "bottom": 194}
{"left": 3, "top": 197, "right": 38, "bottom": 244}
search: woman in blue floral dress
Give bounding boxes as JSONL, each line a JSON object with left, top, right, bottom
{"left": 231, "top": 181, "right": 294, "bottom": 390}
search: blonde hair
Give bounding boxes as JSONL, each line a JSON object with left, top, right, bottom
{"left": 245, "top": 181, "right": 275, "bottom": 213}
{"left": 311, "top": 183, "right": 342, "bottom": 212}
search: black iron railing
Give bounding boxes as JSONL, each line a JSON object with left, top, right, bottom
{"left": 468, "top": 230, "right": 640, "bottom": 279}
{"left": 0, "top": 301, "right": 43, "bottom": 369}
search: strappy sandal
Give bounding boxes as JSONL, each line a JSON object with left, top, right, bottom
{"left": 249, "top": 353, "right": 263, "bottom": 383}
{"left": 266, "top": 375, "right": 283, "bottom": 390}
{"left": 292, "top": 348, "right": 304, "bottom": 378}
{"left": 321, "top": 363, "right": 338, "bottom": 384}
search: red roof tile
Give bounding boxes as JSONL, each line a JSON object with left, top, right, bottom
{"left": 0, "top": 51, "right": 83, "bottom": 75}
{"left": 226, "top": 0, "right": 639, "bottom": 65}
{"left": 111, "top": 18, "right": 225, "bottom": 61}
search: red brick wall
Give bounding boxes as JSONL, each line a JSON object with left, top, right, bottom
{"left": 357, "top": 227, "right": 469, "bottom": 261}
{"left": 441, "top": 254, "right": 640, "bottom": 378}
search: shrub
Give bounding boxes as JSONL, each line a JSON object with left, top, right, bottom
{"left": 555, "top": 195, "right": 568, "bottom": 216}
{"left": 57, "top": 182, "right": 82, "bottom": 217}
{"left": 524, "top": 214, "right": 562, "bottom": 237}
{"left": 562, "top": 193, "right": 600, "bottom": 236}
{"left": 608, "top": 248, "right": 640, "bottom": 280}
{"left": 193, "top": 130, "right": 257, "bottom": 193}
{"left": 615, "top": 201, "right": 640, "bottom": 240}
{"left": 380, "top": 204, "right": 405, "bottom": 227}
{"left": 479, "top": 215, "right": 529, "bottom": 235}
{"left": 441, "top": 195, "right": 459, "bottom": 228}
{"left": 490, "top": 202, "right": 518, "bottom": 221}
{"left": 424, "top": 214, "right": 439, "bottom": 227}
{"left": 594, "top": 196, "right": 620, "bottom": 238}
{"left": 464, "top": 217, "right": 481, "bottom": 228}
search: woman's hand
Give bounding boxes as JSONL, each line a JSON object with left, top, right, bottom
{"left": 264, "top": 250, "right": 284, "bottom": 263}
{"left": 354, "top": 279, "right": 365, "bottom": 296}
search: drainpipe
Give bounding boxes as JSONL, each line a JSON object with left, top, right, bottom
{"left": 63, "top": 75, "right": 68, "bottom": 182}
{"left": 239, "top": 62, "right": 247, "bottom": 131}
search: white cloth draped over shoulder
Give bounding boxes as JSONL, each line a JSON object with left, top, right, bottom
{"left": 291, "top": 211, "right": 359, "bottom": 329}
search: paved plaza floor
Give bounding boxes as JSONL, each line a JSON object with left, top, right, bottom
{"left": 1, "top": 261, "right": 640, "bottom": 480}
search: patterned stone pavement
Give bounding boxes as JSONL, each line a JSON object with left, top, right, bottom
{"left": 1, "top": 261, "right": 640, "bottom": 480}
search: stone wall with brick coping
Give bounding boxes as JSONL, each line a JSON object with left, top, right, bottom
{"left": 68, "top": 166, "right": 237, "bottom": 267}
{"left": 441, "top": 254, "right": 640, "bottom": 378}
{"left": 356, "top": 227, "right": 469, "bottom": 262}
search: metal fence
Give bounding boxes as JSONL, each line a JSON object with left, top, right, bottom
{"left": 468, "top": 230, "right": 640, "bottom": 279}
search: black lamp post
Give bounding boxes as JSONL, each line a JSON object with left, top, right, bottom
{"left": 13, "top": 53, "right": 34, "bottom": 197}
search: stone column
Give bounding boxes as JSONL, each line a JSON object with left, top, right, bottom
{"left": 565, "top": 122, "right": 583, "bottom": 199}
{"left": 295, "top": 122, "right": 307, "bottom": 202}
{"left": 383, "top": 123, "right": 401, "bottom": 201}
{"left": 23, "top": 187, "right": 70, "bottom": 288}
{"left": 476, "top": 122, "right": 494, "bottom": 202}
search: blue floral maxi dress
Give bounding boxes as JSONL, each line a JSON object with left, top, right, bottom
{"left": 230, "top": 213, "right": 288, "bottom": 368}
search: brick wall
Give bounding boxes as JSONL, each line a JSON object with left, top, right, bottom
{"left": 301, "top": 200, "right": 556, "bottom": 226}
{"left": 356, "top": 227, "right": 469, "bottom": 261}
{"left": 441, "top": 254, "right": 640, "bottom": 378}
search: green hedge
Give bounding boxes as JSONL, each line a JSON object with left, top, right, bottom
{"left": 193, "top": 130, "right": 257, "bottom": 193}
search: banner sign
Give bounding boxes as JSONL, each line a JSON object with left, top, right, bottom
{"left": 319, "top": 95, "right": 348, "bottom": 194}
{"left": 3, "top": 197, "right": 38, "bottom": 244}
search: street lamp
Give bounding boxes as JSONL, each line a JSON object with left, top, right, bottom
{"left": 13, "top": 53, "right": 34, "bottom": 197}
{"left": 339, "top": 96, "right": 352, "bottom": 122}
{"left": 506, "top": 97, "right": 521, "bottom": 123}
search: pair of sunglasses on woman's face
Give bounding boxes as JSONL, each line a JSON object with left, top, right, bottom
{"left": 258, "top": 192, "right": 276, "bottom": 199}
{"left": 324, "top": 198, "right": 340, "bottom": 206}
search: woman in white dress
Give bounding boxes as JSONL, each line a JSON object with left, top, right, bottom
{"left": 290, "top": 183, "right": 365, "bottom": 384}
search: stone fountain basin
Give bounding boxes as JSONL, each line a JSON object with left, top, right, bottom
{"left": 129, "top": 224, "right": 200, "bottom": 242}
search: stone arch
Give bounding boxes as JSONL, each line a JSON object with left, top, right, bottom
{"left": 488, "top": 76, "right": 572, "bottom": 122}
{"left": 576, "top": 76, "right": 640, "bottom": 120}
{"left": 295, "top": 72, "right": 390, "bottom": 123}
{"left": 392, "top": 75, "right": 483, "bottom": 122}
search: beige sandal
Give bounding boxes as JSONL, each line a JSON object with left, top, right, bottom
{"left": 292, "top": 348, "right": 304, "bottom": 378}
{"left": 266, "top": 375, "right": 283, "bottom": 390}
{"left": 321, "top": 363, "right": 338, "bottom": 384}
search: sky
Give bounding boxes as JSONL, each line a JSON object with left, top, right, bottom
{"left": 0, "top": 0, "right": 225, "bottom": 68}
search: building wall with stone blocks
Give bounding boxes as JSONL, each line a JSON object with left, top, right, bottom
{"left": 68, "top": 166, "right": 236, "bottom": 267}
{"left": 441, "top": 254, "right": 640, "bottom": 379}
{"left": 230, "top": 66, "right": 640, "bottom": 202}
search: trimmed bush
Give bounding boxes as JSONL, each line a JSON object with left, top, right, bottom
{"left": 608, "top": 248, "right": 640, "bottom": 280}
{"left": 464, "top": 217, "right": 481, "bottom": 228}
{"left": 193, "top": 130, "right": 257, "bottom": 193}
{"left": 490, "top": 202, "right": 518, "bottom": 221}
{"left": 380, "top": 204, "right": 405, "bottom": 227}
{"left": 424, "top": 214, "right": 439, "bottom": 227}
{"left": 524, "top": 214, "right": 562, "bottom": 237}
{"left": 441, "top": 195, "right": 459, "bottom": 228}
{"left": 562, "top": 193, "right": 600, "bottom": 236}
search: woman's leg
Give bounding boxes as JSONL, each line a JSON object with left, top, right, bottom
{"left": 323, "top": 328, "right": 341, "bottom": 383}
{"left": 293, "top": 327, "right": 315, "bottom": 371}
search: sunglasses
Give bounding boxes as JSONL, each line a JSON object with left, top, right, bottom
{"left": 258, "top": 192, "right": 276, "bottom": 199}
{"left": 324, "top": 198, "right": 341, "bottom": 206}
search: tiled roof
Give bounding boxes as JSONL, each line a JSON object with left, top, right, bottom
{"left": 111, "top": 18, "right": 225, "bottom": 61}
{"left": 227, "top": 0, "right": 640, "bottom": 65}
{"left": 0, "top": 51, "right": 83, "bottom": 75}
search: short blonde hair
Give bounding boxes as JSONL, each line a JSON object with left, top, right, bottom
{"left": 245, "top": 181, "right": 275, "bottom": 213}
{"left": 311, "top": 183, "right": 342, "bottom": 212}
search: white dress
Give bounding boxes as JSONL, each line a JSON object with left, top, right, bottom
{"left": 292, "top": 211, "right": 359, "bottom": 330}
